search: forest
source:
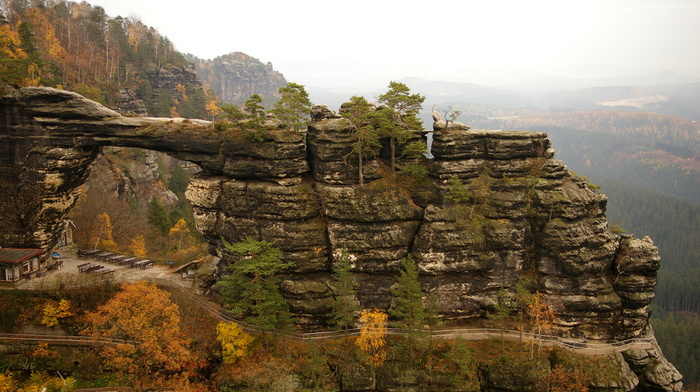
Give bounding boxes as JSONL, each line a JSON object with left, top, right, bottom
{"left": 0, "top": 0, "right": 210, "bottom": 118}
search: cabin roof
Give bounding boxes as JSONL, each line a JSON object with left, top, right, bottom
{"left": 0, "top": 248, "right": 43, "bottom": 264}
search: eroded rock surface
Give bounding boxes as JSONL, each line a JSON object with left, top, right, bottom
{"left": 0, "top": 87, "right": 682, "bottom": 391}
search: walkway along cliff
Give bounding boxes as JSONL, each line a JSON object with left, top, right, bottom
{"left": 0, "top": 87, "right": 683, "bottom": 391}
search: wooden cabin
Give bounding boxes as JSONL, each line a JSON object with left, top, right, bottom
{"left": 0, "top": 248, "right": 44, "bottom": 282}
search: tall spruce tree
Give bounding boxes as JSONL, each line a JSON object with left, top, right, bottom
{"left": 389, "top": 255, "right": 427, "bottom": 330}
{"left": 216, "top": 238, "right": 294, "bottom": 338}
{"left": 389, "top": 255, "right": 429, "bottom": 355}
{"left": 328, "top": 248, "right": 361, "bottom": 330}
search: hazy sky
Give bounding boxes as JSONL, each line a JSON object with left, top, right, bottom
{"left": 87, "top": 0, "right": 699, "bottom": 88}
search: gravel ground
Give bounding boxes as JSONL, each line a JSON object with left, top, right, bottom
{"left": 8, "top": 248, "right": 188, "bottom": 290}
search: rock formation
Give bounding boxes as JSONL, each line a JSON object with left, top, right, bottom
{"left": 0, "top": 87, "right": 682, "bottom": 391}
{"left": 190, "top": 52, "right": 287, "bottom": 106}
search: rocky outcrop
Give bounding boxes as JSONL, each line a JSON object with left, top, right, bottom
{"left": 191, "top": 52, "right": 287, "bottom": 106}
{"left": 116, "top": 88, "right": 148, "bottom": 116}
{"left": 0, "top": 87, "right": 682, "bottom": 391}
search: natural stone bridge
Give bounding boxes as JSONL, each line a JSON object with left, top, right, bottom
{"left": 0, "top": 87, "right": 660, "bottom": 342}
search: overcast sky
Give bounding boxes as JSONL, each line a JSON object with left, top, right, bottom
{"left": 87, "top": 0, "right": 700, "bottom": 88}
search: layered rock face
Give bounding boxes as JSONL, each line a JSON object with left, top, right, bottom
{"left": 186, "top": 106, "right": 658, "bottom": 342}
{"left": 191, "top": 52, "right": 288, "bottom": 106}
{"left": 0, "top": 88, "right": 682, "bottom": 391}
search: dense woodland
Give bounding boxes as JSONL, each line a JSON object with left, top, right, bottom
{"left": 0, "top": 0, "right": 209, "bottom": 118}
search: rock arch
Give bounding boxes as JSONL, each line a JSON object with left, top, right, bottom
{"left": 0, "top": 87, "right": 661, "bottom": 342}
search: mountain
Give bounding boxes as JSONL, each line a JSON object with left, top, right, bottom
{"left": 185, "top": 52, "right": 287, "bottom": 107}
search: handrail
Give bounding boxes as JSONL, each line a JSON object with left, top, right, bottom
{"left": 0, "top": 277, "right": 655, "bottom": 355}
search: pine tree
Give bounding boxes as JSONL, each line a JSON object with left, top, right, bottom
{"left": 216, "top": 238, "right": 294, "bottom": 337}
{"left": 377, "top": 81, "right": 426, "bottom": 173}
{"left": 389, "top": 255, "right": 427, "bottom": 330}
{"left": 270, "top": 82, "right": 312, "bottom": 131}
{"left": 389, "top": 255, "right": 429, "bottom": 355}
{"left": 329, "top": 247, "right": 360, "bottom": 330}
{"left": 341, "top": 96, "right": 382, "bottom": 184}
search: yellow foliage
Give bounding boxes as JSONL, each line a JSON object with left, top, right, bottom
{"left": 0, "top": 25, "right": 27, "bottom": 60}
{"left": 92, "top": 212, "right": 117, "bottom": 251}
{"left": 40, "top": 299, "right": 73, "bottom": 327}
{"left": 31, "top": 342, "right": 54, "bottom": 358}
{"left": 128, "top": 234, "right": 147, "bottom": 258}
{"left": 356, "top": 308, "right": 388, "bottom": 367}
{"left": 13, "top": 371, "right": 76, "bottom": 392}
{"left": 206, "top": 100, "right": 220, "bottom": 118}
{"left": 216, "top": 322, "right": 255, "bottom": 363}
{"left": 0, "top": 372, "right": 16, "bottom": 392}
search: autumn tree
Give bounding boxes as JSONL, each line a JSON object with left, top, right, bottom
{"left": 169, "top": 218, "right": 192, "bottom": 254}
{"left": 377, "top": 81, "right": 426, "bottom": 172}
{"left": 0, "top": 15, "right": 28, "bottom": 85}
{"left": 216, "top": 238, "right": 294, "bottom": 336}
{"left": 356, "top": 308, "right": 389, "bottom": 369}
{"left": 82, "top": 281, "right": 194, "bottom": 389}
{"left": 341, "top": 95, "right": 382, "bottom": 184}
{"left": 128, "top": 234, "right": 147, "bottom": 258}
{"left": 40, "top": 299, "right": 72, "bottom": 328}
{"left": 216, "top": 321, "right": 255, "bottom": 364}
{"left": 328, "top": 247, "right": 361, "bottom": 330}
{"left": 547, "top": 365, "right": 589, "bottom": 392}
{"left": 92, "top": 212, "right": 117, "bottom": 250}
{"left": 270, "top": 82, "right": 312, "bottom": 131}
{"left": 528, "top": 291, "right": 556, "bottom": 355}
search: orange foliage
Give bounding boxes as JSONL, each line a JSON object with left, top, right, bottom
{"left": 82, "top": 281, "right": 196, "bottom": 385}
{"left": 547, "top": 365, "right": 589, "bottom": 392}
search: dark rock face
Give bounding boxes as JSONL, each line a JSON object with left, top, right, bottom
{"left": 0, "top": 87, "right": 682, "bottom": 391}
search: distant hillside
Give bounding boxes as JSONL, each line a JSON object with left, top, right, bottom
{"left": 185, "top": 52, "right": 287, "bottom": 107}
{"left": 535, "top": 84, "right": 700, "bottom": 120}
{"left": 0, "top": 1, "right": 207, "bottom": 118}
{"left": 482, "top": 112, "right": 700, "bottom": 204}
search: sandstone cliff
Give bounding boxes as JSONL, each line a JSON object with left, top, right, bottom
{"left": 188, "top": 52, "right": 287, "bottom": 106}
{"left": 0, "top": 87, "right": 683, "bottom": 391}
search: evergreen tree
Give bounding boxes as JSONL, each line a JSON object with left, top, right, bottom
{"left": 270, "top": 82, "right": 312, "bottom": 131}
{"left": 241, "top": 94, "right": 267, "bottom": 140}
{"left": 341, "top": 96, "right": 381, "bottom": 184}
{"left": 216, "top": 238, "right": 294, "bottom": 337}
{"left": 377, "top": 81, "right": 426, "bottom": 172}
{"left": 328, "top": 247, "right": 360, "bottom": 330}
{"left": 147, "top": 196, "right": 170, "bottom": 235}
{"left": 389, "top": 255, "right": 428, "bottom": 354}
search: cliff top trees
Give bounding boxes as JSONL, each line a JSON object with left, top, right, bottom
{"left": 377, "top": 81, "right": 426, "bottom": 173}
{"left": 270, "top": 82, "right": 312, "bottom": 132}
{"left": 341, "top": 95, "right": 381, "bottom": 184}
